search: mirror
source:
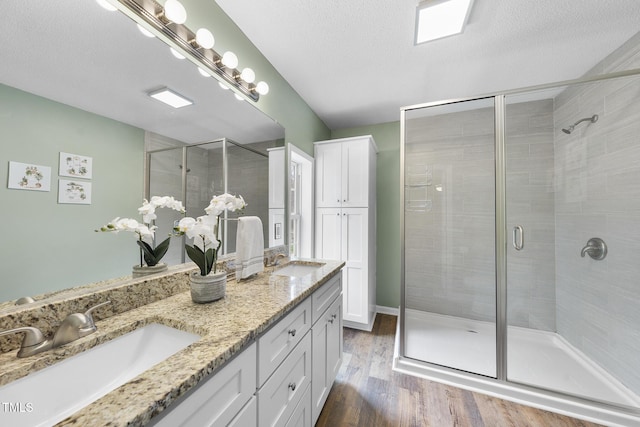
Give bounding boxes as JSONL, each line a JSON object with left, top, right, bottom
{"left": 0, "top": 0, "right": 284, "bottom": 306}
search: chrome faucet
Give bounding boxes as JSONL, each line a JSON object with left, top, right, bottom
{"left": 0, "top": 300, "right": 111, "bottom": 358}
{"left": 266, "top": 253, "right": 288, "bottom": 267}
{"left": 52, "top": 301, "right": 111, "bottom": 348}
{"left": 0, "top": 327, "right": 52, "bottom": 358}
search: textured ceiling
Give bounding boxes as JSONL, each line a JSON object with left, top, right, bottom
{"left": 1, "top": 0, "right": 283, "bottom": 144}
{"left": 216, "top": 0, "right": 640, "bottom": 130}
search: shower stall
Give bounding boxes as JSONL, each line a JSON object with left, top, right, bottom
{"left": 396, "top": 68, "right": 640, "bottom": 425}
{"left": 146, "top": 136, "right": 273, "bottom": 266}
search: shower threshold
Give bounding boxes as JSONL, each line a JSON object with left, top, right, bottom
{"left": 401, "top": 309, "right": 640, "bottom": 410}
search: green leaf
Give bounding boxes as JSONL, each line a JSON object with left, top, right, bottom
{"left": 153, "top": 237, "right": 171, "bottom": 263}
{"left": 137, "top": 240, "right": 158, "bottom": 266}
{"left": 205, "top": 248, "right": 215, "bottom": 275}
{"left": 185, "top": 244, "right": 207, "bottom": 276}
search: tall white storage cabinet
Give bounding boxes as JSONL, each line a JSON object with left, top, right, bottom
{"left": 314, "top": 135, "right": 377, "bottom": 331}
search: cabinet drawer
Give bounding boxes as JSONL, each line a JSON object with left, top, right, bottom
{"left": 257, "top": 333, "right": 311, "bottom": 427}
{"left": 311, "top": 272, "right": 342, "bottom": 325}
{"left": 258, "top": 298, "right": 311, "bottom": 386}
{"left": 150, "top": 342, "right": 257, "bottom": 427}
{"left": 284, "top": 383, "right": 312, "bottom": 427}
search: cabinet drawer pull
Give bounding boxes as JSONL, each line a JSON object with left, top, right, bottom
{"left": 288, "top": 382, "right": 296, "bottom": 391}
{"left": 331, "top": 314, "right": 337, "bottom": 319}
{"left": 288, "top": 329, "right": 296, "bottom": 337}
{"left": 328, "top": 318, "right": 334, "bottom": 324}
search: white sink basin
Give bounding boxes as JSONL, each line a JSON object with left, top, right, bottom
{"left": 0, "top": 323, "right": 199, "bottom": 427}
{"left": 273, "top": 262, "right": 325, "bottom": 278}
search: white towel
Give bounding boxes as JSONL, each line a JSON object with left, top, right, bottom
{"left": 235, "top": 216, "right": 264, "bottom": 281}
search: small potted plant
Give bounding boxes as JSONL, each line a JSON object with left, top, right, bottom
{"left": 174, "top": 193, "right": 245, "bottom": 303}
{"left": 97, "top": 196, "right": 185, "bottom": 277}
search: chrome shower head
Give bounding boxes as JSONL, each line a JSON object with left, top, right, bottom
{"left": 562, "top": 114, "right": 598, "bottom": 135}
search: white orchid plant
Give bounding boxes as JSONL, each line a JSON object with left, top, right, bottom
{"left": 97, "top": 196, "right": 186, "bottom": 267}
{"left": 174, "top": 193, "right": 246, "bottom": 276}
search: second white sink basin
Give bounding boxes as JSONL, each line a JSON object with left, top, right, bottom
{"left": 273, "top": 262, "right": 325, "bottom": 278}
{"left": 0, "top": 323, "right": 199, "bottom": 427}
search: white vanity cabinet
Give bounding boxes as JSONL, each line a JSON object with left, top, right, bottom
{"left": 315, "top": 135, "right": 377, "bottom": 331}
{"left": 149, "top": 271, "right": 343, "bottom": 427}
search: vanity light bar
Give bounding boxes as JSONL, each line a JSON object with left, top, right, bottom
{"left": 114, "top": 0, "right": 263, "bottom": 101}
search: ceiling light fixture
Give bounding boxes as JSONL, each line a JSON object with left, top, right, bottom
{"left": 148, "top": 87, "right": 193, "bottom": 108}
{"left": 415, "top": 0, "right": 474, "bottom": 44}
{"left": 110, "top": 0, "right": 269, "bottom": 102}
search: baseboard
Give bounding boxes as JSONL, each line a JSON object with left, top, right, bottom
{"left": 376, "top": 305, "right": 399, "bottom": 316}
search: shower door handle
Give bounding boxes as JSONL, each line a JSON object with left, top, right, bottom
{"left": 512, "top": 225, "right": 524, "bottom": 251}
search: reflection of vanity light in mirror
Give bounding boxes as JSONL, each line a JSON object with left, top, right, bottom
{"left": 170, "top": 47, "right": 185, "bottom": 59}
{"left": 137, "top": 23, "right": 155, "bottom": 38}
{"left": 148, "top": 87, "right": 193, "bottom": 109}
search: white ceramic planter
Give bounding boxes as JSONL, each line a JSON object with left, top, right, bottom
{"left": 189, "top": 271, "right": 226, "bottom": 303}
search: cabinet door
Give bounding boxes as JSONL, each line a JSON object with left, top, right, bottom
{"left": 315, "top": 142, "right": 342, "bottom": 208}
{"left": 326, "top": 295, "right": 343, "bottom": 387}
{"left": 342, "top": 208, "right": 368, "bottom": 324}
{"left": 269, "top": 148, "right": 285, "bottom": 209}
{"left": 342, "top": 139, "right": 370, "bottom": 208}
{"left": 315, "top": 208, "right": 342, "bottom": 260}
{"left": 311, "top": 295, "right": 343, "bottom": 424}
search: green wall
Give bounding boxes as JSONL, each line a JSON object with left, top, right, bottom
{"left": 332, "top": 122, "right": 401, "bottom": 309}
{"left": 0, "top": 84, "right": 145, "bottom": 302}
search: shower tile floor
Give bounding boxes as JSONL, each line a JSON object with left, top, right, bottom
{"left": 404, "top": 309, "right": 640, "bottom": 408}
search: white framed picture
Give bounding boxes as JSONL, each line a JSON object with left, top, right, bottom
{"left": 58, "top": 179, "right": 92, "bottom": 204}
{"left": 59, "top": 152, "right": 93, "bottom": 179}
{"left": 7, "top": 161, "right": 51, "bottom": 192}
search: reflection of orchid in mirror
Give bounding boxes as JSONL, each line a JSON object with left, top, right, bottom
{"left": 174, "top": 193, "right": 246, "bottom": 276}
{"left": 96, "top": 196, "right": 186, "bottom": 267}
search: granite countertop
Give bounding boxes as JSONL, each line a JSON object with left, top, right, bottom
{"left": 0, "top": 259, "right": 344, "bottom": 426}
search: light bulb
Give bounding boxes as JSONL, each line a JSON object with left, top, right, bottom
{"left": 221, "top": 51, "right": 238, "bottom": 69}
{"left": 137, "top": 24, "right": 155, "bottom": 38}
{"left": 218, "top": 82, "right": 229, "bottom": 90}
{"left": 170, "top": 47, "right": 185, "bottom": 59}
{"left": 195, "top": 28, "right": 215, "bottom": 49}
{"left": 234, "top": 94, "right": 244, "bottom": 101}
{"left": 240, "top": 68, "right": 255, "bottom": 83}
{"left": 198, "top": 67, "right": 210, "bottom": 77}
{"left": 256, "top": 81, "right": 269, "bottom": 95}
{"left": 164, "top": 0, "right": 187, "bottom": 24}
{"left": 96, "top": 0, "right": 117, "bottom": 11}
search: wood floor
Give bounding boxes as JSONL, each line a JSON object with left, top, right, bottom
{"left": 316, "top": 314, "right": 602, "bottom": 427}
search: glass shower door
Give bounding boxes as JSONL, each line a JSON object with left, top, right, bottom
{"left": 403, "top": 97, "right": 497, "bottom": 377}
{"left": 505, "top": 78, "right": 640, "bottom": 409}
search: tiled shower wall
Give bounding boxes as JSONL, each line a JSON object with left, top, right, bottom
{"left": 553, "top": 32, "right": 640, "bottom": 396}
{"left": 404, "top": 99, "right": 556, "bottom": 330}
